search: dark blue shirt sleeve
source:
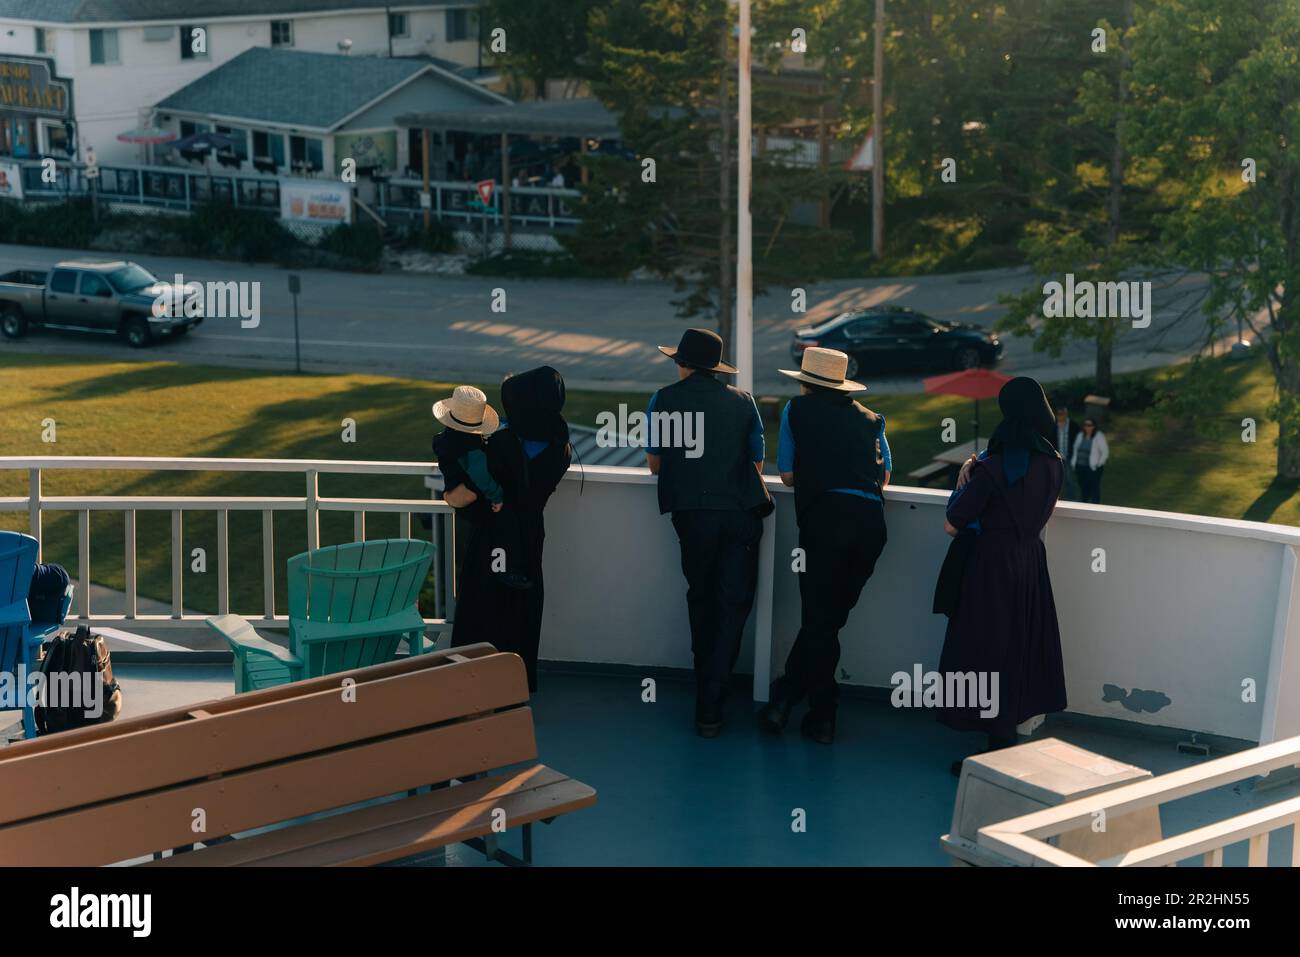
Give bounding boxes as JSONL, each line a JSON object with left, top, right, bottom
{"left": 777, "top": 401, "right": 795, "bottom": 473}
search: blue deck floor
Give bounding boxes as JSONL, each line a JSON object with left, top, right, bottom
{"left": 8, "top": 663, "right": 1298, "bottom": 866}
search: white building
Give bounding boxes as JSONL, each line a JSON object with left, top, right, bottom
{"left": 0, "top": 1, "right": 484, "bottom": 164}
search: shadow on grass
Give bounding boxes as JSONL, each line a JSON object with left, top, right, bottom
{"left": 1242, "top": 478, "right": 1300, "bottom": 524}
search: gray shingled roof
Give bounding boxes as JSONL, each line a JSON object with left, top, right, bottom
{"left": 156, "top": 47, "right": 475, "bottom": 130}
{"left": 0, "top": 1, "right": 465, "bottom": 23}
{"left": 397, "top": 97, "right": 622, "bottom": 138}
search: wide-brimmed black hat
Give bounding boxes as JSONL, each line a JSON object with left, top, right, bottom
{"left": 658, "top": 328, "right": 738, "bottom": 374}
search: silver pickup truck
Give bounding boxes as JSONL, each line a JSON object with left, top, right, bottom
{"left": 0, "top": 260, "right": 201, "bottom": 347}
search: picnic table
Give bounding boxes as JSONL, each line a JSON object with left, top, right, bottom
{"left": 932, "top": 438, "right": 990, "bottom": 466}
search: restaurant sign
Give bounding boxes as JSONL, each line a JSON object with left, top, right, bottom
{"left": 280, "top": 178, "right": 352, "bottom": 226}
{"left": 0, "top": 56, "right": 72, "bottom": 119}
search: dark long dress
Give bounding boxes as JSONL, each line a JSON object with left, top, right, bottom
{"left": 937, "top": 451, "right": 1066, "bottom": 736}
{"left": 444, "top": 371, "right": 571, "bottom": 691}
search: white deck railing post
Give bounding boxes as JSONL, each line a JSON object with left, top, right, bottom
{"left": 124, "top": 511, "right": 137, "bottom": 619}
{"left": 170, "top": 509, "right": 183, "bottom": 619}
{"left": 217, "top": 508, "right": 230, "bottom": 615}
{"left": 306, "top": 469, "right": 320, "bottom": 551}
{"left": 27, "top": 468, "right": 40, "bottom": 560}
{"left": 78, "top": 509, "right": 90, "bottom": 618}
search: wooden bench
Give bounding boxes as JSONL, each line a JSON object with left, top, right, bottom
{"left": 907, "top": 460, "right": 954, "bottom": 487}
{"left": 0, "top": 643, "right": 595, "bottom": 866}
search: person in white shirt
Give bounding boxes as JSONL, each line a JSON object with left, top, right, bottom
{"left": 550, "top": 169, "right": 566, "bottom": 188}
{"left": 1070, "top": 418, "right": 1110, "bottom": 503}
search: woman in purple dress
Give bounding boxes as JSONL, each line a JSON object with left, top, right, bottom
{"left": 938, "top": 376, "right": 1066, "bottom": 774}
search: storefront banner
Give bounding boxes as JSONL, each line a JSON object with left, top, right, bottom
{"left": 280, "top": 179, "right": 352, "bottom": 225}
{"left": 0, "top": 159, "right": 24, "bottom": 199}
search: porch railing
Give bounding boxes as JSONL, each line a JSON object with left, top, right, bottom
{"left": 978, "top": 733, "right": 1300, "bottom": 867}
{"left": 0, "top": 456, "right": 453, "bottom": 634}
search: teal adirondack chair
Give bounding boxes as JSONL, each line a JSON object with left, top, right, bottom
{"left": 0, "top": 531, "right": 74, "bottom": 738}
{"left": 209, "top": 538, "right": 435, "bottom": 693}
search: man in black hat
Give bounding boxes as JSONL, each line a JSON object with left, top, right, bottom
{"left": 646, "top": 328, "right": 769, "bottom": 737}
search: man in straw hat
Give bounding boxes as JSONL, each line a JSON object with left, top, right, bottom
{"left": 646, "top": 328, "right": 770, "bottom": 738}
{"left": 758, "top": 347, "right": 891, "bottom": 744}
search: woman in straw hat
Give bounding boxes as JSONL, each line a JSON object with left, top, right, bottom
{"left": 757, "top": 347, "right": 891, "bottom": 744}
{"left": 434, "top": 376, "right": 572, "bottom": 692}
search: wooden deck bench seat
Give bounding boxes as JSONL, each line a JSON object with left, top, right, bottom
{"left": 0, "top": 644, "right": 595, "bottom": 867}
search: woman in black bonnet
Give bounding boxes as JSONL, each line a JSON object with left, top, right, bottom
{"left": 937, "top": 376, "right": 1066, "bottom": 774}
{"left": 442, "top": 367, "right": 571, "bottom": 691}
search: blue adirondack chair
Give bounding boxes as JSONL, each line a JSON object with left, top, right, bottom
{"left": 0, "top": 531, "right": 73, "bottom": 739}
{"left": 209, "top": 538, "right": 435, "bottom": 693}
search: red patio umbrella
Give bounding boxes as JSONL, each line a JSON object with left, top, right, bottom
{"left": 922, "top": 368, "right": 1012, "bottom": 454}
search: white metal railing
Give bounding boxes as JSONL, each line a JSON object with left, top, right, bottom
{"left": 978, "top": 733, "right": 1300, "bottom": 867}
{"left": 0, "top": 457, "right": 454, "bottom": 633}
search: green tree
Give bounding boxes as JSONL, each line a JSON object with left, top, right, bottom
{"left": 1128, "top": 0, "right": 1300, "bottom": 479}
{"left": 483, "top": 0, "right": 601, "bottom": 99}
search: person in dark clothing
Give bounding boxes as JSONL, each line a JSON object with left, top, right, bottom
{"left": 647, "top": 328, "right": 768, "bottom": 737}
{"left": 939, "top": 376, "right": 1067, "bottom": 774}
{"left": 432, "top": 390, "right": 504, "bottom": 511}
{"left": 758, "top": 348, "right": 889, "bottom": 744}
{"left": 1052, "top": 404, "right": 1082, "bottom": 500}
{"left": 438, "top": 370, "right": 571, "bottom": 691}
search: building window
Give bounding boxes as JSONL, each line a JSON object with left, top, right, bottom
{"left": 271, "top": 20, "right": 294, "bottom": 47}
{"left": 215, "top": 125, "right": 249, "bottom": 161}
{"left": 446, "top": 9, "right": 476, "bottom": 42}
{"left": 34, "top": 27, "right": 46, "bottom": 54}
{"left": 253, "top": 130, "right": 286, "bottom": 167}
{"left": 180, "top": 25, "right": 208, "bottom": 60}
{"left": 89, "top": 29, "right": 120, "bottom": 65}
{"left": 179, "top": 120, "right": 211, "bottom": 139}
{"left": 388, "top": 13, "right": 409, "bottom": 39}
{"left": 289, "top": 134, "right": 324, "bottom": 172}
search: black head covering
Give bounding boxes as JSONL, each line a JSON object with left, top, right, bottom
{"left": 988, "top": 376, "right": 1058, "bottom": 460}
{"left": 501, "top": 366, "right": 569, "bottom": 444}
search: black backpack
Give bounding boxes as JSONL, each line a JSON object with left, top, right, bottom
{"left": 34, "top": 625, "right": 122, "bottom": 736}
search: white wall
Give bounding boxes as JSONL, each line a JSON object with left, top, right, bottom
{"left": 534, "top": 469, "right": 1300, "bottom": 745}
{"left": 0, "top": 6, "right": 484, "bottom": 165}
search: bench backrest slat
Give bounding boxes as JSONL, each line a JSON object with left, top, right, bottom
{"left": 0, "top": 646, "right": 525, "bottom": 824}
{"left": 0, "top": 708, "right": 538, "bottom": 866}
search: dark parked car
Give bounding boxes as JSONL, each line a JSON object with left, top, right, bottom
{"left": 790, "top": 306, "right": 1001, "bottom": 377}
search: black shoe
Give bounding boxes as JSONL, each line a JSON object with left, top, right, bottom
{"left": 757, "top": 698, "right": 793, "bottom": 734}
{"left": 696, "top": 703, "right": 723, "bottom": 738}
{"left": 800, "top": 712, "right": 835, "bottom": 744}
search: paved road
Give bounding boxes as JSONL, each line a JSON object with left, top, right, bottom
{"left": 0, "top": 242, "right": 1234, "bottom": 393}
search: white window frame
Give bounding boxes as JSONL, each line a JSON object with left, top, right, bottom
{"left": 89, "top": 28, "right": 120, "bottom": 65}
{"left": 271, "top": 20, "right": 294, "bottom": 47}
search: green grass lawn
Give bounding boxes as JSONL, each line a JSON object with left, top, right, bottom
{"left": 0, "top": 351, "right": 1295, "bottom": 617}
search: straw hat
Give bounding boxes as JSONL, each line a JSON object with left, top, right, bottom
{"left": 779, "top": 347, "right": 866, "bottom": 392}
{"left": 432, "top": 385, "right": 500, "bottom": 435}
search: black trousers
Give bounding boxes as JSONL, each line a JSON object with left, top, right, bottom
{"left": 775, "top": 494, "right": 887, "bottom": 719}
{"left": 671, "top": 509, "right": 763, "bottom": 709}
{"left": 1076, "top": 465, "right": 1103, "bottom": 504}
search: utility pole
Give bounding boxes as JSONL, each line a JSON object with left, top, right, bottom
{"left": 735, "top": 0, "right": 753, "bottom": 391}
{"left": 871, "top": 0, "right": 885, "bottom": 258}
